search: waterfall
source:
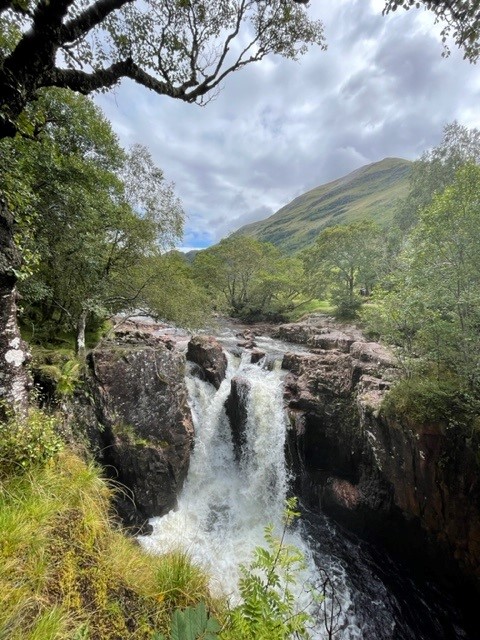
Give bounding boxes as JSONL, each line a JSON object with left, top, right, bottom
{"left": 137, "top": 336, "right": 475, "bottom": 640}
{"left": 139, "top": 351, "right": 364, "bottom": 637}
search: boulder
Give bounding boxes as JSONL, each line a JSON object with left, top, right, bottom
{"left": 273, "top": 322, "right": 316, "bottom": 345}
{"left": 224, "top": 375, "right": 251, "bottom": 460}
{"left": 250, "top": 349, "right": 266, "bottom": 364}
{"left": 187, "top": 335, "right": 227, "bottom": 389}
{"left": 308, "top": 330, "right": 355, "bottom": 352}
{"left": 87, "top": 329, "right": 193, "bottom": 530}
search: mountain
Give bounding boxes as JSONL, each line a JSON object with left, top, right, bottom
{"left": 234, "top": 157, "right": 412, "bottom": 253}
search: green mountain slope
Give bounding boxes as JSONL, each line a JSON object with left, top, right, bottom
{"left": 234, "top": 157, "right": 412, "bottom": 253}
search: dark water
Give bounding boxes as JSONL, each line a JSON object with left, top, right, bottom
{"left": 300, "top": 508, "right": 479, "bottom": 640}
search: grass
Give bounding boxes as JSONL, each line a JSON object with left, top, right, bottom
{"left": 286, "top": 299, "right": 334, "bottom": 321}
{"left": 0, "top": 450, "right": 222, "bottom": 640}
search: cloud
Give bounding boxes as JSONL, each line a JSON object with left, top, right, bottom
{"left": 96, "top": 0, "right": 480, "bottom": 247}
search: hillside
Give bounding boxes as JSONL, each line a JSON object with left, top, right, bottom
{"left": 234, "top": 157, "right": 411, "bottom": 253}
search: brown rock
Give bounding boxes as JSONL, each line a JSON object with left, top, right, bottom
{"left": 225, "top": 375, "right": 251, "bottom": 460}
{"left": 308, "top": 330, "right": 355, "bottom": 352}
{"left": 187, "top": 335, "right": 227, "bottom": 389}
{"left": 88, "top": 334, "right": 193, "bottom": 527}
{"left": 281, "top": 316, "right": 480, "bottom": 585}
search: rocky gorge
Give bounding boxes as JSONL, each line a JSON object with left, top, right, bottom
{"left": 70, "top": 314, "right": 480, "bottom": 634}
{"left": 274, "top": 317, "right": 480, "bottom": 594}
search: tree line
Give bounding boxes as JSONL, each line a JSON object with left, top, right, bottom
{"left": 1, "top": 0, "right": 479, "bottom": 418}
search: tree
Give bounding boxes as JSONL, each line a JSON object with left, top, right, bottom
{"left": 0, "top": 0, "right": 324, "bottom": 417}
{"left": 394, "top": 122, "right": 480, "bottom": 232}
{"left": 303, "top": 220, "right": 383, "bottom": 318}
{"left": 0, "top": 1, "right": 325, "bottom": 139}
{"left": 1, "top": 89, "right": 189, "bottom": 354}
{"left": 121, "top": 252, "right": 212, "bottom": 329}
{"left": 368, "top": 163, "right": 480, "bottom": 396}
{"left": 384, "top": 1, "right": 480, "bottom": 62}
{"left": 193, "top": 236, "right": 306, "bottom": 319}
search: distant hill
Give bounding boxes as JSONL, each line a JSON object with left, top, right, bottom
{"left": 234, "top": 157, "right": 412, "bottom": 253}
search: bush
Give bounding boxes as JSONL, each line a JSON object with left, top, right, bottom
{"left": 222, "top": 498, "right": 312, "bottom": 640}
{"left": 381, "top": 373, "right": 465, "bottom": 426}
{"left": 331, "top": 291, "right": 363, "bottom": 320}
{"left": 0, "top": 409, "right": 62, "bottom": 476}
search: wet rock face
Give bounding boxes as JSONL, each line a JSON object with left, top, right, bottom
{"left": 88, "top": 329, "right": 193, "bottom": 530}
{"left": 225, "top": 375, "right": 251, "bottom": 460}
{"left": 187, "top": 335, "right": 227, "bottom": 389}
{"left": 281, "top": 316, "right": 480, "bottom": 585}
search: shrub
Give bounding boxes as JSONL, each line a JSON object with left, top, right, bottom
{"left": 221, "top": 498, "right": 312, "bottom": 640}
{"left": 331, "top": 291, "right": 363, "bottom": 320}
{"left": 381, "top": 373, "right": 464, "bottom": 426}
{"left": 0, "top": 409, "right": 62, "bottom": 476}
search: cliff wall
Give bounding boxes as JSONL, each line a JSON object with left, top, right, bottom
{"left": 275, "top": 317, "right": 480, "bottom": 589}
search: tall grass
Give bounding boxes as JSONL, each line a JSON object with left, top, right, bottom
{"left": 0, "top": 451, "right": 220, "bottom": 639}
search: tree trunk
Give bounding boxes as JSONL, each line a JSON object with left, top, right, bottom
{"left": 0, "top": 199, "right": 30, "bottom": 421}
{"left": 76, "top": 309, "right": 88, "bottom": 358}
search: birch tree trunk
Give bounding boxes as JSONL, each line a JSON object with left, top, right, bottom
{"left": 76, "top": 309, "right": 88, "bottom": 358}
{"left": 0, "top": 200, "right": 30, "bottom": 421}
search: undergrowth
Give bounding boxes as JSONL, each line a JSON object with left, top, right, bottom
{"left": 0, "top": 450, "right": 221, "bottom": 640}
{"left": 380, "top": 371, "right": 472, "bottom": 427}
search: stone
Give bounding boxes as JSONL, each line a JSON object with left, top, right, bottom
{"left": 187, "top": 335, "right": 227, "bottom": 389}
{"left": 250, "top": 349, "right": 266, "bottom": 364}
{"left": 87, "top": 329, "right": 193, "bottom": 528}
{"left": 224, "top": 375, "right": 251, "bottom": 461}
{"left": 308, "top": 330, "right": 355, "bottom": 352}
{"left": 281, "top": 315, "right": 480, "bottom": 587}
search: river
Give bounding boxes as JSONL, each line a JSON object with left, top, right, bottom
{"left": 139, "top": 332, "right": 477, "bottom": 639}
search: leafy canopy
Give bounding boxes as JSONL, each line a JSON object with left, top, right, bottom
{"left": 0, "top": 88, "right": 209, "bottom": 346}
{"left": 384, "top": 1, "right": 480, "bottom": 62}
{"left": 0, "top": 0, "right": 325, "bottom": 138}
{"left": 193, "top": 236, "right": 307, "bottom": 320}
{"left": 303, "top": 219, "right": 383, "bottom": 318}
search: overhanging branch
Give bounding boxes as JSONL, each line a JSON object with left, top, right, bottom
{"left": 60, "top": 0, "right": 133, "bottom": 44}
{"left": 49, "top": 59, "right": 183, "bottom": 98}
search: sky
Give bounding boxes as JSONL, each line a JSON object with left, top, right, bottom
{"left": 95, "top": 0, "right": 480, "bottom": 251}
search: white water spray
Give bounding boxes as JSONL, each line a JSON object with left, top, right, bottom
{"left": 139, "top": 351, "right": 361, "bottom": 637}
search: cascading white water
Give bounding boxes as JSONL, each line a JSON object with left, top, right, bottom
{"left": 139, "top": 351, "right": 362, "bottom": 637}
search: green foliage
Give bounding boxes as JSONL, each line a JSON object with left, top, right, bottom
{"left": 381, "top": 372, "right": 465, "bottom": 426}
{"left": 0, "top": 87, "right": 207, "bottom": 346}
{"left": 154, "top": 602, "right": 221, "bottom": 640}
{"left": 0, "top": 451, "right": 219, "bottom": 639}
{"left": 36, "top": 359, "right": 82, "bottom": 397}
{"left": 155, "top": 551, "right": 212, "bottom": 610}
{"left": 366, "top": 157, "right": 480, "bottom": 426}
{"left": 0, "top": 409, "right": 62, "bottom": 476}
{"left": 193, "top": 237, "right": 308, "bottom": 320}
{"left": 384, "top": 1, "right": 480, "bottom": 62}
{"left": 303, "top": 219, "right": 384, "bottom": 318}
{"left": 0, "top": 0, "right": 325, "bottom": 140}
{"left": 124, "top": 252, "right": 212, "bottom": 329}
{"left": 394, "top": 122, "right": 480, "bottom": 232}
{"left": 330, "top": 289, "right": 363, "bottom": 320}
{"left": 222, "top": 497, "right": 312, "bottom": 640}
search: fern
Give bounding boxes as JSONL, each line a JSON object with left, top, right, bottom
{"left": 222, "top": 498, "right": 312, "bottom": 640}
{"left": 154, "top": 602, "right": 221, "bottom": 640}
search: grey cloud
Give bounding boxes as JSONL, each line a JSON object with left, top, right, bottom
{"left": 96, "top": 0, "right": 480, "bottom": 247}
